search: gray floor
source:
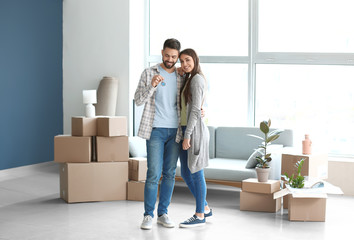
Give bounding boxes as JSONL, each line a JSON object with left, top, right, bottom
{"left": 0, "top": 162, "right": 353, "bottom": 240}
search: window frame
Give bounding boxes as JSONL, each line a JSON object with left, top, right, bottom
{"left": 146, "top": 0, "right": 354, "bottom": 157}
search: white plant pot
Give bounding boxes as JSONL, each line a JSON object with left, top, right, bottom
{"left": 256, "top": 167, "right": 271, "bottom": 182}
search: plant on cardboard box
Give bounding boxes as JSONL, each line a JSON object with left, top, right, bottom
{"left": 283, "top": 158, "right": 305, "bottom": 188}
{"left": 248, "top": 119, "right": 284, "bottom": 182}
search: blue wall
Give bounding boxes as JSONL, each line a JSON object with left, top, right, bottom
{"left": 0, "top": 0, "right": 63, "bottom": 170}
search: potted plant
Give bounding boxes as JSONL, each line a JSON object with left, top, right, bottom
{"left": 249, "top": 119, "right": 284, "bottom": 182}
{"left": 283, "top": 158, "right": 305, "bottom": 188}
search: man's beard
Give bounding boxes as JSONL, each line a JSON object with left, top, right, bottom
{"left": 163, "top": 59, "right": 177, "bottom": 69}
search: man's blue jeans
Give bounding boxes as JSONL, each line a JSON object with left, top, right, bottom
{"left": 144, "top": 128, "right": 180, "bottom": 218}
{"left": 180, "top": 126, "right": 208, "bottom": 213}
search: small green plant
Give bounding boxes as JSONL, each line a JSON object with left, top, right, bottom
{"left": 283, "top": 158, "right": 305, "bottom": 188}
{"left": 248, "top": 119, "right": 284, "bottom": 168}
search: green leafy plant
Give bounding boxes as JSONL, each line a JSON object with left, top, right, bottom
{"left": 248, "top": 119, "right": 284, "bottom": 168}
{"left": 283, "top": 158, "right": 305, "bottom": 188}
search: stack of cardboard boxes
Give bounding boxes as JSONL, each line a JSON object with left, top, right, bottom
{"left": 239, "top": 154, "right": 333, "bottom": 221}
{"left": 54, "top": 116, "right": 143, "bottom": 203}
{"left": 127, "top": 157, "right": 148, "bottom": 201}
{"left": 240, "top": 178, "right": 281, "bottom": 212}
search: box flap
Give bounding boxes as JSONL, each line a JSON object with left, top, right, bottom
{"left": 292, "top": 192, "right": 327, "bottom": 198}
{"left": 273, "top": 188, "right": 290, "bottom": 199}
{"left": 274, "top": 179, "right": 343, "bottom": 199}
{"left": 287, "top": 180, "right": 343, "bottom": 195}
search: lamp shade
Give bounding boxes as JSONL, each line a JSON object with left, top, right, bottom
{"left": 82, "top": 90, "right": 97, "bottom": 104}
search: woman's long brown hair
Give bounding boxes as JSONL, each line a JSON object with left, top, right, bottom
{"left": 179, "top": 48, "right": 204, "bottom": 105}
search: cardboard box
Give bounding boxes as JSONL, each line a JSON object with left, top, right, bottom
{"left": 54, "top": 135, "right": 91, "bottom": 163}
{"left": 281, "top": 153, "right": 328, "bottom": 179}
{"left": 281, "top": 180, "right": 289, "bottom": 209}
{"left": 288, "top": 194, "right": 327, "bottom": 222}
{"left": 97, "top": 116, "right": 127, "bottom": 137}
{"left": 71, "top": 117, "right": 97, "bottom": 136}
{"left": 127, "top": 181, "right": 145, "bottom": 201}
{"left": 129, "top": 157, "right": 147, "bottom": 181}
{"left": 96, "top": 136, "right": 129, "bottom": 162}
{"left": 60, "top": 162, "right": 128, "bottom": 203}
{"left": 273, "top": 181, "right": 342, "bottom": 221}
{"left": 240, "top": 191, "right": 281, "bottom": 212}
{"left": 242, "top": 178, "right": 280, "bottom": 194}
{"left": 283, "top": 194, "right": 289, "bottom": 209}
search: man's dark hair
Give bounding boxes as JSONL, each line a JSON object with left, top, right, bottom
{"left": 163, "top": 38, "right": 181, "bottom": 52}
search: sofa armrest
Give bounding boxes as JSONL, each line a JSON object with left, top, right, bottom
{"left": 129, "top": 136, "right": 147, "bottom": 158}
{"left": 268, "top": 146, "right": 297, "bottom": 180}
{"left": 268, "top": 148, "right": 283, "bottom": 180}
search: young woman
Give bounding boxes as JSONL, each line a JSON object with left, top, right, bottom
{"left": 178, "top": 48, "right": 212, "bottom": 228}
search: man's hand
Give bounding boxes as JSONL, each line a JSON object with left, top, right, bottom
{"left": 151, "top": 75, "right": 164, "bottom": 87}
{"left": 177, "top": 67, "right": 185, "bottom": 76}
{"left": 182, "top": 139, "right": 191, "bottom": 150}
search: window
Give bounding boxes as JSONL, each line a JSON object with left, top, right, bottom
{"left": 149, "top": 0, "right": 248, "bottom": 56}
{"left": 259, "top": 0, "right": 354, "bottom": 53}
{"left": 147, "top": 0, "right": 354, "bottom": 156}
{"left": 202, "top": 63, "right": 248, "bottom": 126}
{"left": 256, "top": 64, "right": 354, "bottom": 155}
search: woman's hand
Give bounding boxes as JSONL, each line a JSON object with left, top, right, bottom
{"left": 182, "top": 139, "right": 191, "bottom": 150}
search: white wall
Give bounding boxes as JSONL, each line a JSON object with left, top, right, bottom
{"left": 63, "top": 0, "right": 130, "bottom": 134}
{"left": 129, "top": 0, "right": 146, "bottom": 135}
{"left": 327, "top": 158, "right": 354, "bottom": 196}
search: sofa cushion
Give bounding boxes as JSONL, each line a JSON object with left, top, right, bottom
{"left": 176, "top": 158, "right": 257, "bottom": 182}
{"left": 129, "top": 136, "right": 147, "bottom": 157}
{"left": 216, "top": 127, "right": 261, "bottom": 159}
{"left": 245, "top": 144, "right": 283, "bottom": 168}
{"left": 245, "top": 149, "right": 262, "bottom": 169}
{"left": 208, "top": 126, "right": 216, "bottom": 159}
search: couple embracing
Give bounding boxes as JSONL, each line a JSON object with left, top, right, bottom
{"left": 134, "top": 38, "right": 212, "bottom": 230}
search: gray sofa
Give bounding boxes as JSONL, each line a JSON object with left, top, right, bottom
{"left": 129, "top": 126, "right": 293, "bottom": 187}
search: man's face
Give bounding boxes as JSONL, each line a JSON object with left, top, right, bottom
{"left": 161, "top": 47, "right": 179, "bottom": 69}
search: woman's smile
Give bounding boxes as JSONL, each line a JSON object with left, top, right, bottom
{"left": 180, "top": 54, "right": 195, "bottom": 73}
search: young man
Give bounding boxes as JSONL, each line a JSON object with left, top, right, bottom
{"left": 134, "top": 38, "right": 184, "bottom": 230}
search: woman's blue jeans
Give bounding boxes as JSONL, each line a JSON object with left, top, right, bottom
{"left": 180, "top": 126, "right": 208, "bottom": 213}
{"left": 144, "top": 128, "right": 180, "bottom": 218}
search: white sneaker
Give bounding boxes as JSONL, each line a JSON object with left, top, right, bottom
{"left": 157, "top": 213, "right": 175, "bottom": 228}
{"left": 141, "top": 215, "right": 153, "bottom": 230}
